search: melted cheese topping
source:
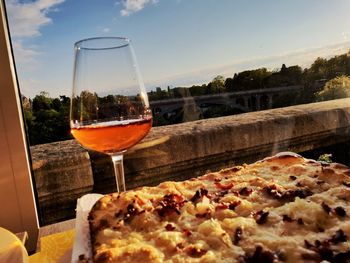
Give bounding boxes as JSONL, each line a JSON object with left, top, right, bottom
{"left": 88, "top": 153, "right": 350, "bottom": 263}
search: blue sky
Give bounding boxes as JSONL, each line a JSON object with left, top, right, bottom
{"left": 5, "top": 0, "right": 350, "bottom": 98}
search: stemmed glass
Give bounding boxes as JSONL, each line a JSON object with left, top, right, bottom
{"left": 70, "top": 37, "right": 152, "bottom": 192}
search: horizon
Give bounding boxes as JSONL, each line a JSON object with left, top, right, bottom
{"left": 5, "top": 0, "right": 350, "bottom": 98}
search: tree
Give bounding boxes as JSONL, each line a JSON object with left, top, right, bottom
{"left": 32, "top": 91, "right": 52, "bottom": 112}
{"left": 209, "top": 75, "right": 226, "bottom": 93}
{"left": 232, "top": 68, "right": 271, "bottom": 91}
{"left": 267, "top": 65, "right": 303, "bottom": 87}
{"left": 79, "top": 90, "right": 98, "bottom": 120}
{"left": 224, "top": 77, "right": 234, "bottom": 92}
{"left": 189, "top": 85, "right": 206, "bottom": 96}
{"left": 316, "top": 75, "right": 350, "bottom": 101}
{"left": 52, "top": 98, "right": 62, "bottom": 111}
{"left": 308, "top": 57, "right": 328, "bottom": 80}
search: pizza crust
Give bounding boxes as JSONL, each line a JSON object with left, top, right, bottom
{"left": 88, "top": 153, "right": 350, "bottom": 263}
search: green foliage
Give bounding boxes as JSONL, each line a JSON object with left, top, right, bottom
{"left": 189, "top": 85, "right": 206, "bottom": 96}
{"left": 209, "top": 75, "right": 226, "bottom": 93}
{"left": 32, "top": 91, "right": 52, "bottom": 112}
{"left": 267, "top": 65, "right": 303, "bottom": 87}
{"left": 229, "top": 68, "right": 271, "bottom": 91}
{"left": 23, "top": 92, "right": 72, "bottom": 145}
{"left": 318, "top": 153, "right": 333, "bottom": 163}
{"left": 79, "top": 90, "right": 99, "bottom": 121}
{"left": 315, "top": 75, "right": 350, "bottom": 101}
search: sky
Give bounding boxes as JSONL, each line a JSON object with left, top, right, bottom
{"left": 5, "top": 0, "right": 350, "bottom": 98}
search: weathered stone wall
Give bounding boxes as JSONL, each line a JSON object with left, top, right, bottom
{"left": 30, "top": 140, "right": 93, "bottom": 224}
{"left": 31, "top": 98, "right": 350, "bottom": 225}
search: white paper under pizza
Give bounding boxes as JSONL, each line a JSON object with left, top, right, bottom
{"left": 71, "top": 193, "right": 103, "bottom": 263}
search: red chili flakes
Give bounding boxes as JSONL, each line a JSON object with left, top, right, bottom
{"left": 233, "top": 227, "right": 243, "bottom": 245}
{"left": 255, "top": 210, "right": 269, "bottom": 225}
{"left": 228, "top": 200, "right": 241, "bottom": 211}
{"left": 330, "top": 229, "right": 347, "bottom": 244}
{"left": 213, "top": 190, "right": 229, "bottom": 202}
{"left": 240, "top": 246, "right": 277, "bottom": 263}
{"left": 321, "top": 203, "right": 347, "bottom": 217}
{"left": 124, "top": 204, "right": 138, "bottom": 223}
{"left": 321, "top": 202, "right": 331, "bottom": 214}
{"left": 195, "top": 212, "right": 211, "bottom": 219}
{"left": 190, "top": 188, "right": 209, "bottom": 203}
{"left": 176, "top": 243, "right": 184, "bottom": 249}
{"left": 214, "top": 178, "right": 221, "bottom": 183}
{"left": 214, "top": 182, "right": 234, "bottom": 190}
{"left": 334, "top": 206, "right": 347, "bottom": 217}
{"left": 282, "top": 214, "right": 293, "bottom": 222}
{"left": 156, "top": 194, "right": 185, "bottom": 218}
{"left": 215, "top": 203, "right": 228, "bottom": 210}
{"left": 182, "top": 229, "right": 192, "bottom": 237}
{"left": 303, "top": 230, "right": 348, "bottom": 262}
{"left": 264, "top": 185, "right": 313, "bottom": 201}
{"left": 186, "top": 246, "right": 207, "bottom": 258}
{"left": 239, "top": 187, "right": 253, "bottom": 196}
{"left": 165, "top": 223, "right": 176, "bottom": 231}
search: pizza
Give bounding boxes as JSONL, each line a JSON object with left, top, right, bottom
{"left": 87, "top": 153, "right": 350, "bottom": 263}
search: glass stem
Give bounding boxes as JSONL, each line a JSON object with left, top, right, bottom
{"left": 111, "top": 154, "right": 126, "bottom": 192}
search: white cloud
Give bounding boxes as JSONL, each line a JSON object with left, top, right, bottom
{"left": 6, "top": 0, "right": 64, "bottom": 63}
{"left": 119, "top": 0, "right": 158, "bottom": 16}
{"left": 6, "top": 0, "right": 65, "bottom": 38}
{"left": 5, "top": 0, "right": 65, "bottom": 97}
{"left": 103, "top": 28, "right": 110, "bottom": 33}
{"left": 12, "top": 41, "right": 41, "bottom": 65}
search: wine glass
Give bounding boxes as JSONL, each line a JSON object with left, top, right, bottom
{"left": 70, "top": 37, "right": 152, "bottom": 192}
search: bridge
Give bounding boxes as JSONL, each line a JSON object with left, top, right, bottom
{"left": 150, "top": 85, "right": 303, "bottom": 120}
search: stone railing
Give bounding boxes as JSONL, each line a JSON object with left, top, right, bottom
{"left": 31, "top": 98, "right": 350, "bottom": 225}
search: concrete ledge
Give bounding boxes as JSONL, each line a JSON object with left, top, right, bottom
{"left": 30, "top": 140, "right": 93, "bottom": 225}
{"left": 31, "top": 98, "right": 350, "bottom": 224}
{"left": 118, "top": 98, "right": 350, "bottom": 188}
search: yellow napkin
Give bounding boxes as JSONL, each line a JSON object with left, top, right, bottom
{"left": 29, "top": 229, "right": 75, "bottom": 263}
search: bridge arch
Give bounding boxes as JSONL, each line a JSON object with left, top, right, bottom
{"left": 260, "top": 94, "right": 269, "bottom": 110}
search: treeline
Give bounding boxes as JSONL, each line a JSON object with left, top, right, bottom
{"left": 22, "top": 50, "right": 350, "bottom": 145}
{"left": 148, "top": 65, "right": 303, "bottom": 101}
{"left": 148, "top": 50, "right": 350, "bottom": 101}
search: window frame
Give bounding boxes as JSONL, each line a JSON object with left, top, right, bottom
{"left": 0, "top": 0, "right": 39, "bottom": 252}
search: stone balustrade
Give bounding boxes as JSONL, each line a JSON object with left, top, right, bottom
{"left": 31, "top": 98, "right": 350, "bottom": 225}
